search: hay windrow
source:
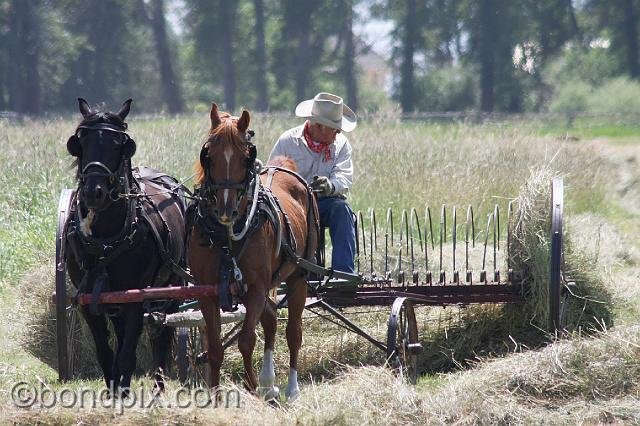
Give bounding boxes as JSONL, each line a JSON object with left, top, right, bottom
{"left": 415, "top": 165, "right": 615, "bottom": 373}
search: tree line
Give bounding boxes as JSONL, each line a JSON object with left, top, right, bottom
{"left": 1, "top": 0, "right": 638, "bottom": 115}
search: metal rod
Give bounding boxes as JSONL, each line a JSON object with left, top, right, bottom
{"left": 358, "top": 210, "right": 366, "bottom": 270}
{"left": 385, "top": 208, "right": 393, "bottom": 277}
{"left": 317, "top": 300, "right": 387, "bottom": 352}
{"left": 494, "top": 204, "right": 500, "bottom": 250}
{"left": 355, "top": 212, "right": 360, "bottom": 272}
{"left": 369, "top": 208, "right": 377, "bottom": 278}
{"left": 493, "top": 207, "right": 498, "bottom": 275}
{"left": 507, "top": 200, "right": 513, "bottom": 270}
{"left": 400, "top": 209, "right": 409, "bottom": 255}
{"left": 452, "top": 206, "right": 457, "bottom": 272}
{"left": 439, "top": 205, "right": 446, "bottom": 273}
{"left": 465, "top": 205, "right": 474, "bottom": 272}
{"left": 482, "top": 213, "right": 493, "bottom": 270}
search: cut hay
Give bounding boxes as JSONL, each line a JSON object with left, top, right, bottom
{"left": 413, "top": 165, "right": 615, "bottom": 373}
{"left": 17, "top": 263, "right": 159, "bottom": 379}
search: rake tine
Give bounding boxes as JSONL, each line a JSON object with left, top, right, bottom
{"left": 358, "top": 211, "right": 366, "bottom": 271}
{"left": 452, "top": 206, "right": 457, "bottom": 271}
{"left": 370, "top": 208, "right": 378, "bottom": 251}
{"left": 411, "top": 208, "right": 423, "bottom": 283}
{"left": 507, "top": 200, "right": 513, "bottom": 271}
{"left": 424, "top": 205, "right": 430, "bottom": 277}
{"left": 482, "top": 213, "right": 492, "bottom": 272}
{"left": 385, "top": 208, "right": 393, "bottom": 280}
{"left": 493, "top": 208, "right": 498, "bottom": 281}
{"left": 465, "top": 205, "right": 475, "bottom": 283}
{"left": 439, "top": 205, "right": 445, "bottom": 274}
{"left": 410, "top": 208, "right": 423, "bottom": 253}
{"left": 369, "top": 208, "right": 377, "bottom": 278}
{"left": 494, "top": 204, "right": 500, "bottom": 251}
{"left": 426, "top": 205, "right": 435, "bottom": 250}
{"left": 355, "top": 211, "right": 361, "bottom": 272}
{"left": 400, "top": 209, "right": 409, "bottom": 255}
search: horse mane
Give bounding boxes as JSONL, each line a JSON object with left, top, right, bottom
{"left": 195, "top": 112, "right": 249, "bottom": 185}
{"left": 267, "top": 155, "right": 298, "bottom": 172}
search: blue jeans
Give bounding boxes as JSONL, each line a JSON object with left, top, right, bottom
{"left": 317, "top": 197, "right": 356, "bottom": 273}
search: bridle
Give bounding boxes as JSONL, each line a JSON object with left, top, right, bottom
{"left": 68, "top": 122, "right": 136, "bottom": 208}
{"left": 198, "top": 129, "right": 257, "bottom": 208}
{"left": 197, "top": 129, "right": 262, "bottom": 241}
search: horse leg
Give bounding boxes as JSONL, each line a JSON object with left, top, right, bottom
{"left": 110, "top": 313, "right": 126, "bottom": 392}
{"left": 198, "top": 296, "right": 223, "bottom": 391}
{"left": 258, "top": 300, "right": 279, "bottom": 400}
{"left": 238, "top": 289, "right": 266, "bottom": 392}
{"left": 285, "top": 275, "right": 307, "bottom": 401}
{"left": 115, "top": 303, "right": 144, "bottom": 397}
{"left": 81, "top": 307, "right": 115, "bottom": 390}
{"left": 149, "top": 322, "right": 174, "bottom": 393}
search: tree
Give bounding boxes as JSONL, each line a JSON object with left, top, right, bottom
{"left": 342, "top": 0, "right": 358, "bottom": 111}
{"left": 623, "top": 0, "right": 639, "bottom": 78}
{"left": 139, "top": 0, "right": 185, "bottom": 113}
{"left": 6, "top": 0, "right": 42, "bottom": 114}
{"left": 400, "top": 0, "right": 417, "bottom": 112}
{"left": 218, "top": 0, "right": 237, "bottom": 110}
{"left": 253, "top": 0, "right": 269, "bottom": 111}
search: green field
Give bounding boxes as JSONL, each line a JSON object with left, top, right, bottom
{"left": 1, "top": 113, "right": 639, "bottom": 423}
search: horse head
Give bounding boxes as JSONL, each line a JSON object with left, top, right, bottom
{"left": 198, "top": 102, "right": 256, "bottom": 226}
{"left": 67, "top": 98, "right": 136, "bottom": 211}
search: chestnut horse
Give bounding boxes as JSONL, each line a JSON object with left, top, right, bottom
{"left": 188, "top": 103, "right": 318, "bottom": 400}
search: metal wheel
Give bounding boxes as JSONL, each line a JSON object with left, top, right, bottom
{"left": 55, "top": 189, "right": 75, "bottom": 382}
{"left": 550, "top": 178, "right": 568, "bottom": 333}
{"left": 386, "top": 297, "right": 421, "bottom": 384}
{"left": 175, "top": 326, "right": 208, "bottom": 387}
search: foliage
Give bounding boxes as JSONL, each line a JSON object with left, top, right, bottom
{"left": 548, "top": 80, "right": 592, "bottom": 115}
{"left": 414, "top": 64, "right": 476, "bottom": 111}
{"left": 588, "top": 76, "right": 640, "bottom": 115}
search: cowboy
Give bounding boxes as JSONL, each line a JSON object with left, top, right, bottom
{"left": 268, "top": 92, "right": 357, "bottom": 273}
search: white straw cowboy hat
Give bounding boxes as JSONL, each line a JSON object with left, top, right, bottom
{"left": 295, "top": 92, "right": 357, "bottom": 132}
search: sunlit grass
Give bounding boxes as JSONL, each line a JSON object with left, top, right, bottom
{"left": 1, "top": 113, "right": 637, "bottom": 423}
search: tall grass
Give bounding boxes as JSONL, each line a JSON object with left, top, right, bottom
{"left": 0, "top": 112, "right": 628, "bottom": 422}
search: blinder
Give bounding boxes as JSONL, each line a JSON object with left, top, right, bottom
{"left": 69, "top": 122, "right": 136, "bottom": 204}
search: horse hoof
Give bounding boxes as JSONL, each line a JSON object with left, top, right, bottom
{"left": 260, "top": 385, "right": 280, "bottom": 402}
{"left": 285, "top": 387, "right": 300, "bottom": 403}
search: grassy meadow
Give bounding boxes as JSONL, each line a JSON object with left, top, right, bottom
{"left": 1, "top": 110, "right": 639, "bottom": 424}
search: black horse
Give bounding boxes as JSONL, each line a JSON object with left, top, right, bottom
{"left": 65, "top": 98, "right": 188, "bottom": 394}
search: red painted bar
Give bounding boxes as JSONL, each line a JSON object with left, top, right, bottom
{"left": 76, "top": 285, "right": 217, "bottom": 305}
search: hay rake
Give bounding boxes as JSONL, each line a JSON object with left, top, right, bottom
{"left": 54, "top": 178, "right": 567, "bottom": 386}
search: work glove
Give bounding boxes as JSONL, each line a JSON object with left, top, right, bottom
{"left": 311, "top": 175, "right": 334, "bottom": 198}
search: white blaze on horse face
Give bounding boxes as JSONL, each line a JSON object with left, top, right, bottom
{"left": 223, "top": 146, "right": 234, "bottom": 206}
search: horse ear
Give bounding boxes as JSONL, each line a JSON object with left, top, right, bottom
{"left": 237, "top": 110, "right": 250, "bottom": 133}
{"left": 117, "top": 99, "right": 133, "bottom": 121}
{"left": 210, "top": 102, "right": 221, "bottom": 129}
{"left": 78, "top": 98, "right": 92, "bottom": 118}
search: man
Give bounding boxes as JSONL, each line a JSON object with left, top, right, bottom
{"left": 268, "top": 92, "right": 357, "bottom": 273}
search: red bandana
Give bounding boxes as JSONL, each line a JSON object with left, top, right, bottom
{"left": 303, "top": 121, "right": 332, "bottom": 162}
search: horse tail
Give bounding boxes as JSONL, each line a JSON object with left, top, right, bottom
{"left": 267, "top": 155, "right": 298, "bottom": 172}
